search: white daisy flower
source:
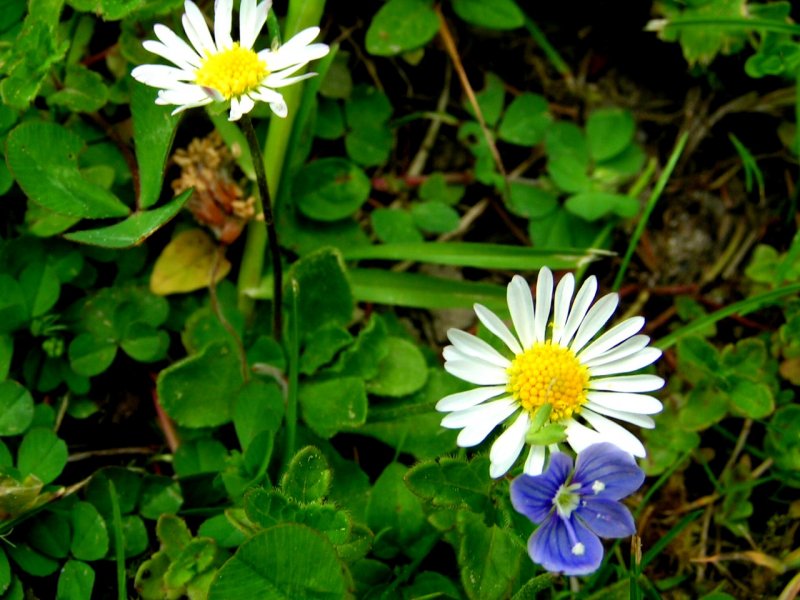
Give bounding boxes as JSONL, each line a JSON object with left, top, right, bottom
{"left": 437, "top": 268, "right": 664, "bottom": 479}
{"left": 131, "top": 0, "right": 329, "bottom": 121}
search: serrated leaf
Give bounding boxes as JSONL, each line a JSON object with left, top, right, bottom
{"left": 6, "top": 122, "right": 130, "bottom": 219}
{"left": 405, "top": 456, "right": 492, "bottom": 511}
{"left": 64, "top": 189, "right": 191, "bottom": 248}
{"left": 208, "top": 524, "right": 348, "bottom": 600}
{"left": 281, "top": 447, "right": 332, "bottom": 503}
{"left": 48, "top": 65, "right": 108, "bottom": 113}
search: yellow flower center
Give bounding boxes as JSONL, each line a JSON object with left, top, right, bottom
{"left": 195, "top": 44, "right": 268, "bottom": 100}
{"left": 506, "top": 342, "right": 589, "bottom": 421}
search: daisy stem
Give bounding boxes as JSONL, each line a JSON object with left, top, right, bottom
{"left": 240, "top": 114, "right": 283, "bottom": 341}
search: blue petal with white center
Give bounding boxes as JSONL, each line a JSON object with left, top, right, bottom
{"left": 510, "top": 443, "right": 644, "bottom": 576}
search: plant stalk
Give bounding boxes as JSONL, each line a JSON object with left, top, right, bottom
{"left": 240, "top": 114, "right": 283, "bottom": 341}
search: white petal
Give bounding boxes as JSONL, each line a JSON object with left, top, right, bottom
{"left": 489, "top": 412, "right": 529, "bottom": 478}
{"left": 213, "top": 0, "right": 233, "bottom": 49}
{"left": 131, "top": 64, "right": 195, "bottom": 88}
{"left": 264, "top": 72, "right": 316, "bottom": 88}
{"left": 564, "top": 418, "right": 604, "bottom": 453}
{"left": 582, "top": 334, "right": 650, "bottom": 368}
{"left": 523, "top": 445, "right": 546, "bottom": 475}
{"left": 474, "top": 304, "right": 522, "bottom": 355}
{"left": 182, "top": 0, "right": 216, "bottom": 55}
{"left": 570, "top": 293, "right": 619, "bottom": 353}
{"left": 449, "top": 402, "right": 519, "bottom": 446}
{"left": 559, "top": 276, "right": 597, "bottom": 348}
{"left": 577, "top": 317, "right": 645, "bottom": 363}
{"left": 240, "top": 0, "right": 269, "bottom": 49}
{"left": 580, "top": 409, "right": 646, "bottom": 456}
{"left": 588, "top": 347, "right": 662, "bottom": 377}
{"left": 261, "top": 36, "right": 328, "bottom": 71}
{"left": 442, "top": 346, "right": 505, "bottom": 371}
{"left": 585, "top": 391, "right": 663, "bottom": 415}
{"left": 447, "top": 329, "right": 510, "bottom": 368}
{"left": 155, "top": 82, "right": 212, "bottom": 104}
{"left": 237, "top": 93, "right": 255, "bottom": 116}
{"left": 533, "top": 267, "right": 553, "bottom": 343}
{"left": 228, "top": 96, "right": 244, "bottom": 121}
{"left": 507, "top": 276, "right": 535, "bottom": 348}
{"left": 551, "top": 273, "right": 575, "bottom": 345}
{"left": 584, "top": 402, "right": 656, "bottom": 428}
{"left": 151, "top": 25, "right": 203, "bottom": 67}
{"left": 445, "top": 359, "right": 508, "bottom": 386}
{"left": 252, "top": 87, "right": 287, "bottom": 117}
{"left": 590, "top": 374, "right": 665, "bottom": 393}
{"left": 436, "top": 386, "right": 509, "bottom": 412}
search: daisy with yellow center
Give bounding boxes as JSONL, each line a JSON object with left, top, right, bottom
{"left": 131, "top": 0, "right": 329, "bottom": 121}
{"left": 437, "top": 268, "right": 664, "bottom": 478}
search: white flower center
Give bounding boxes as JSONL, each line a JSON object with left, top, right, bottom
{"left": 553, "top": 482, "right": 581, "bottom": 518}
{"left": 506, "top": 342, "right": 589, "bottom": 421}
{"left": 195, "top": 43, "right": 269, "bottom": 99}
{"left": 591, "top": 480, "right": 605, "bottom": 494}
{"left": 571, "top": 542, "right": 585, "bottom": 556}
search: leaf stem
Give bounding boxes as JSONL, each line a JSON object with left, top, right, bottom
{"left": 240, "top": 114, "right": 283, "bottom": 341}
{"left": 283, "top": 279, "right": 300, "bottom": 471}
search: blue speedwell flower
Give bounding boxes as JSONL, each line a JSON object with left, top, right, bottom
{"left": 510, "top": 442, "right": 644, "bottom": 576}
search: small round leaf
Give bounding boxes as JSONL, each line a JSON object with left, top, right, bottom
{"left": 295, "top": 158, "right": 370, "bottom": 222}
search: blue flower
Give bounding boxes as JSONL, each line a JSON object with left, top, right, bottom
{"left": 510, "top": 442, "right": 644, "bottom": 576}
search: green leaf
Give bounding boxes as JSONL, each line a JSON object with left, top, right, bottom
{"left": 56, "top": 560, "right": 95, "bottom": 600}
{"left": 281, "top": 446, "right": 333, "bottom": 503}
{"left": 287, "top": 247, "right": 354, "bottom": 343}
{"left": 365, "top": 0, "right": 439, "bottom": 56}
{"left": 6, "top": 122, "right": 130, "bottom": 219}
{"left": 64, "top": 189, "right": 192, "bottom": 247}
{"left": 233, "top": 381, "right": 284, "bottom": 451}
{"left": 546, "top": 121, "right": 590, "bottom": 192}
{"left": 498, "top": 93, "right": 551, "bottom": 146}
{"left": 6, "top": 543, "right": 59, "bottom": 577}
{"left": 27, "top": 511, "right": 71, "bottom": 559}
{"left": 0, "top": 548, "right": 9, "bottom": 595}
{"left": 564, "top": 191, "right": 639, "bottom": 221}
{"left": 507, "top": 181, "right": 558, "bottom": 219}
{"left": 419, "top": 172, "right": 465, "bottom": 205}
{"left": 727, "top": 377, "right": 774, "bottom": 419}
{"left": 67, "top": 0, "right": 146, "bottom": 19}
{"left": 349, "top": 268, "right": 507, "bottom": 311}
{"left": 299, "top": 326, "right": 352, "bottom": 375}
{"left": 367, "top": 463, "right": 428, "bottom": 559}
{"left": 119, "top": 323, "right": 169, "bottom": 362}
{"left": 372, "top": 208, "right": 424, "bottom": 244}
{"left": 18, "top": 261, "right": 60, "bottom": 318}
{"left": 299, "top": 376, "right": 368, "bottom": 438}
{"left": 48, "top": 65, "right": 108, "bottom": 113}
{"left": 68, "top": 333, "right": 117, "bottom": 377}
{"left": 0, "top": 277, "right": 28, "bottom": 333}
{"left": 71, "top": 501, "right": 109, "bottom": 561}
{"left": 341, "top": 241, "right": 600, "bottom": 270}
{"left": 451, "top": 0, "right": 524, "bottom": 30}
{"left": 0, "top": 0, "right": 67, "bottom": 110}
{"left": 679, "top": 383, "right": 728, "bottom": 431}
{"left": 366, "top": 337, "right": 428, "bottom": 397}
{"left": 139, "top": 476, "right": 183, "bottom": 520}
{"left": 0, "top": 380, "right": 34, "bottom": 436}
{"left": 360, "top": 368, "right": 460, "bottom": 459}
{"left": 766, "top": 405, "right": 800, "bottom": 472}
{"left": 314, "top": 97, "right": 345, "bottom": 140}
{"left": 16, "top": 428, "right": 67, "bottom": 485}
{"left": 173, "top": 438, "right": 229, "bottom": 477}
{"left": 457, "top": 511, "right": 523, "bottom": 600}
{"left": 208, "top": 524, "right": 348, "bottom": 599}
{"left": 157, "top": 342, "right": 244, "bottom": 428}
{"left": 344, "top": 84, "right": 393, "bottom": 130}
{"left": 465, "top": 73, "right": 505, "bottom": 126}
{"left": 345, "top": 124, "right": 393, "bottom": 167}
{"left": 86, "top": 467, "right": 142, "bottom": 517}
{"left": 294, "top": 157, "right": 370, "bottom": 221}
{"left": 410, "top": 201, "right": 460, "bottom": 234}
{"left": 405, "top": 456, "right": 492, "bottom": 511}
{"left": 585, "top": 107, "right": 636, "bottom": 162}
{"left": 131, "top": 81, "right": 182, "bottom": 209}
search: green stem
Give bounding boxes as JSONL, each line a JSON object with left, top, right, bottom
{"left": 523, "top": 15, "right": 573, "bottom": 79}
{"left": 612, "top": 132, "right": 688, "bottom": 292}
{"left": 283, "top": 279, "right": 300, "bottom": 469}
{"left": 240, "top": 114, "right": 283, "bottom": 341}
{"left": 108, "top": 480, "right": 126, "bottom": 600}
